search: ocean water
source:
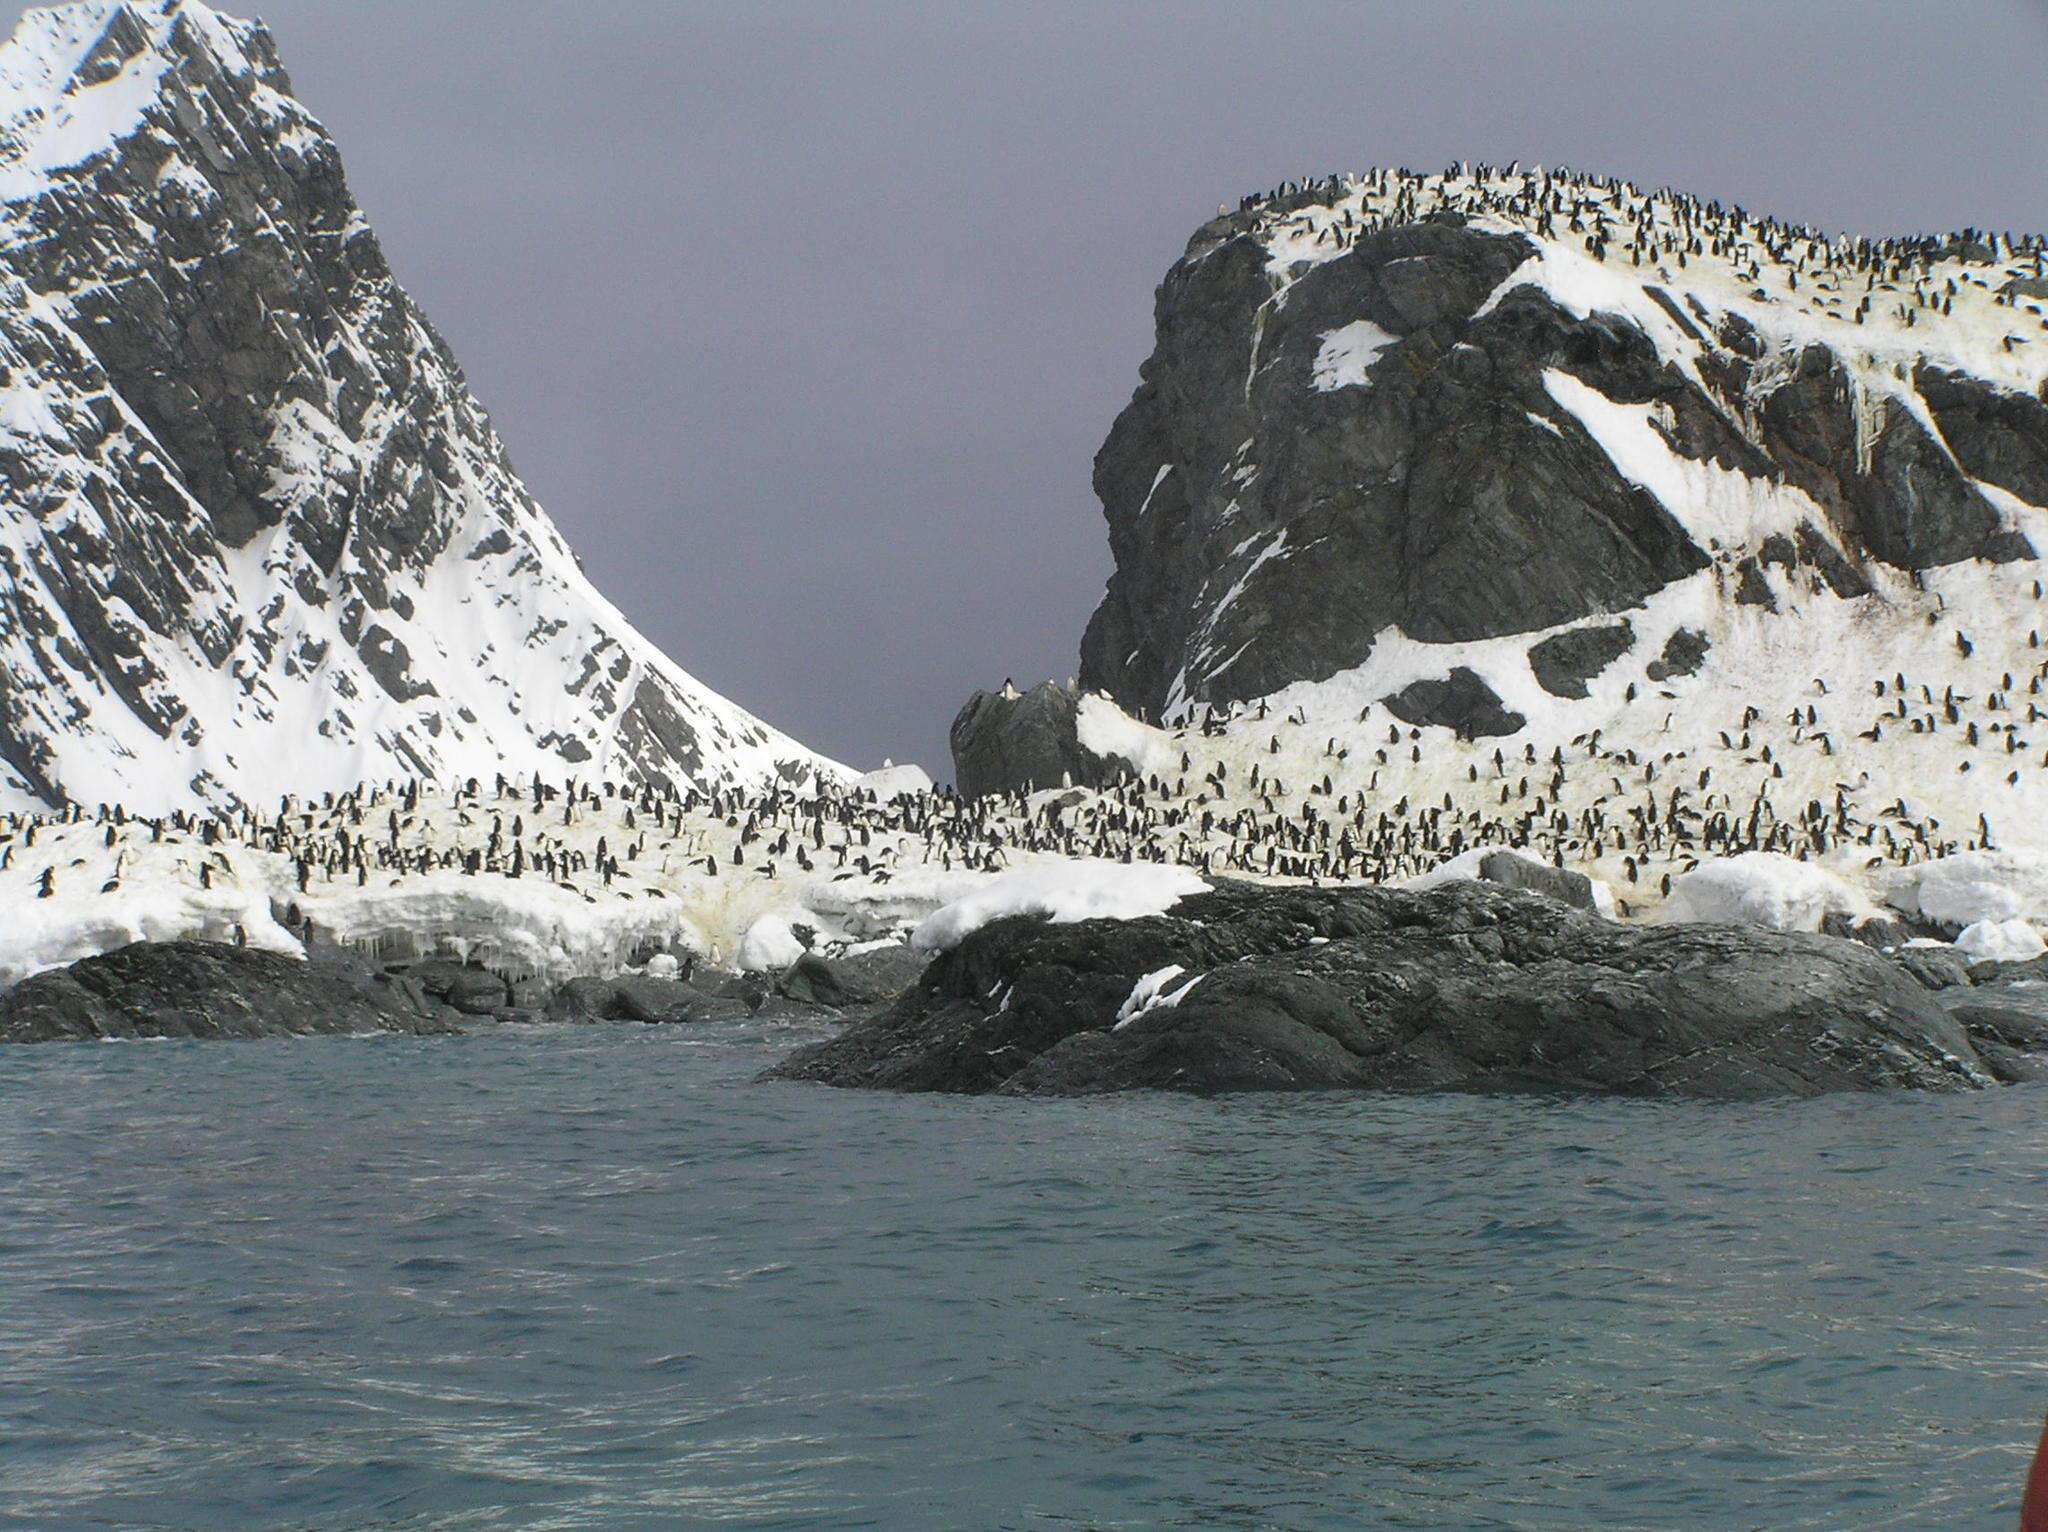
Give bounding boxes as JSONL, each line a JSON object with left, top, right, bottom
{"left": 0, "top": 1017, "right": 2043, "bottom": 1532}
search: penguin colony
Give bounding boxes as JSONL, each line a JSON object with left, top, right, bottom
{"left": 1230, "top": 162, "right": 2048, "bottom": 377}
{"left": 1, "top": 607, "right": 2042, "bottom": 978}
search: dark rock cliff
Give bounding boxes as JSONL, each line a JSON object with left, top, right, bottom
{"left": 1069, "top": 171, "right": 2047, "bottom": 722}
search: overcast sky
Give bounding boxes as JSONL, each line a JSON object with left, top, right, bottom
{"left": 35, "top": 0, "right": 2048, "bottom": 774}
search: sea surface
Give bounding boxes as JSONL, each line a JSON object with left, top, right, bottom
{"left": 1, "top": 1016, "right": 2043, "bottom": 1531}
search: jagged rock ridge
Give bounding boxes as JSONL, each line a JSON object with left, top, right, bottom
{"left": 0, "top": 0, "right": 837, "bottom": 812}
{"left": 1079, "top": 165, "right": 2048, "bottom": 722}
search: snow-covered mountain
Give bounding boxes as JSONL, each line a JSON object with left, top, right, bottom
{"left": 0, "top": 0, "right": 839, "bottom": 814}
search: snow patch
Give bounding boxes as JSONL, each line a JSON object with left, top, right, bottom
{"left": 735, "top": 910, "right": 810, "bottom": 973}
{"left": 295, "top": 877, "right": 697, "bottom": 983}
{"left": 1310, "top": 320, "right": 1397, "bottom": 391}
{"left": 1954, "top": 918, "right": 2045, "bottom": 965}
{"left": 1075, "top": 693, "right": 1176, "bottom": 777}
{"left": 1544, "top": 368, "right": 1823, "bottom": 551}
{"left": 856, "top": 762, "right": 934, "bottom": 801}
{"left": 911, "top": 860, "right": 1209, "bottom": 954}
{"left": 1883, "top": 850, "right": 2048, "bottom": 931}
{"left": 1400, "top": 848, "right": 1496, "bottom": 892}
{"left": 1114, "top": 964, "right": 1201, "bottom": 1029}
{"left": 1661, "top": 852, "right": 1870, "bottom": 933}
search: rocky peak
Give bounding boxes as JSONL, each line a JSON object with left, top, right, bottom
{"left": 0, "top": 0, "right": 838, "bottom": 812}
{"left": 1078, "top": 165, "right": 2048, "bottom": 724}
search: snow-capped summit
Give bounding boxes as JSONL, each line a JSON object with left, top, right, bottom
{"left": 0, "top": 0, "right": 841, "bottom": 813}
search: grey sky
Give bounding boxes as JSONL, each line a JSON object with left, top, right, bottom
{"left": 29, "top": 0, "right": 2048, "bottom": 775}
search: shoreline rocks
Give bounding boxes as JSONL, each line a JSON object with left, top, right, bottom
{"left": 0, "top": 939, "right": 935, "bottom": 1045}
{"left": 0, "top": 943, "right": 468, "bottom": 1044}
{"left": 8, "top": 904, "right": 2037, "bottom": 1106}
{"left": 768, "top": 880, "right": 2002, "bottom": 1099}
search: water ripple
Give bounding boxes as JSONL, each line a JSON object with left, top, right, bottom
{"left": 0, "top": 1024, "right": 2043, "bottom": 1529}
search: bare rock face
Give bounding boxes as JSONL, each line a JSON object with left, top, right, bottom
{"left": 1382, "top": 667, "right": 1525, "bottom": 739}
{"left": 1529, "top": 621, "right": 1634, "bottom": 699}
{"left": 767, "top": 880, "right": 1994, "bottom": 1099}
{"left": 1069, "top": 173, "right": 2045, "bottom": 722}
{"left": 1081, "top": 217, "right": 1703, "bottom": 716}
{"left": 0, "top": 1, "right": 835, "bottom": 812}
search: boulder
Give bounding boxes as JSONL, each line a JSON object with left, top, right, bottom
{"left": 767, "top": 881, "right": 1990, "bottom": 1099}
{"left": 1528, "top": 622, "right": 1634, "bottom": 699}
{"left": 544, "top": 975, "right": 726, "bottom": 1025}
{"left": 1888, "top": 944, "right": 1976, "bottom": 992}
{"left": 1821, "top": 912, "right": 1918, "bottom": 950}
{"left": 950, "top": 682, "right": 1136, "bottom": 799}
{"left": 1477, "top": 850, "right": 1606, "bottom": 915}
{"left": 1937, "top": 987, "right": 2048, "bottom": 1084}
{"left": 0, "top": 942, "right": 466, "bottom": 1043}
{"left": 384, "top": 959, "right": 510, "bottom": 1017}
{"left": 1381, "top": 668, "right": 1526, "bottom": 740}
{"left": 1644, "top": 628, "right": 1710, "bottom": 682}
{"left": 544, "top": 977, "right": 624, "bottom": 1024}
{"left": 774, "top": 946, "right": 930, "bottom": 1010}
{"left": 611, "top": 977, "right": 706, "bottom": 1025}
{"left": 1966, "top": 1044, "right": 2048, "bottom": 1086}
{"left": 1939, "top": 992, "right": 2048, "bottom": 1053}
{"left": 685, "top": 972, "right": 771, "bottom": 1017}
{"left": 1966, "top": 954, "right": 2048, "bottom": 987}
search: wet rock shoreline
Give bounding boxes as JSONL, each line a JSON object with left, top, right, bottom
{"left": 7, "top": 885, "right": 2046, "bottom": 1105}
{"left": 770, "top": 880, "right": 2048, "bottom": 1099}
{"left": 0, "top": 942, "right": 927, "bottom": 1045}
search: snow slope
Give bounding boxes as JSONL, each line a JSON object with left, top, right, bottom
{"left": 0, "top": 0, "right": 840, "bottom": 813}
{"left": 1033, "top": 532, "right": 2048, "bottom": 924}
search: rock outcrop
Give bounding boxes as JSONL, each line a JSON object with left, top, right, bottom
{"left": 1935, "top": 989, "right": 2048, "bottom": 1084}
{"left": 1064, "top": 169, "right": 2047, "bottom": 721}
{"left": 950, "top": 682, "right": 1137, "bottom": 799}
{"left": 768, "top": 881, "right": 1995, "bottom": 1098}
{"left": 0, "top": 0, "right": 835, "bottom": 812}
